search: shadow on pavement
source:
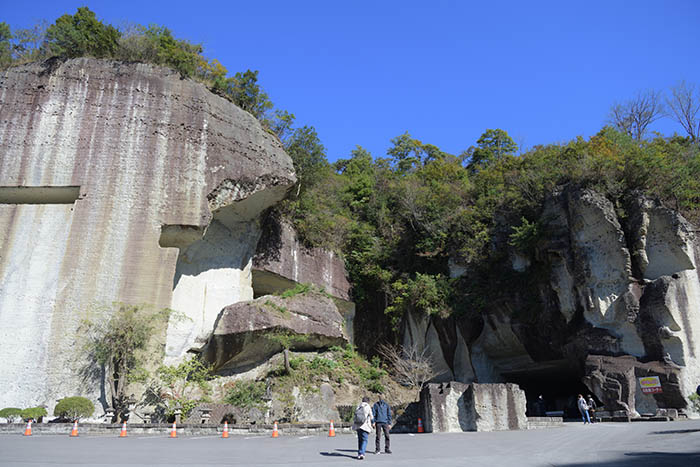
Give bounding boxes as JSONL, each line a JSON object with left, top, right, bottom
{"left": 560, "top": 451, "right": 700, "bottom": 467}
{"left": 320, "top": 451, "right": 356, "bottom": 459}
{"left": 649, "top": 429, "right": 700, "bottom": 435}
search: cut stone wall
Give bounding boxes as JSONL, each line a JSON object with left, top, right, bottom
{"left": 0, "top": 58, "right": 295, "bottom": 411}
{"left": 420, "top": 382, "right": 527, "bottom": 432}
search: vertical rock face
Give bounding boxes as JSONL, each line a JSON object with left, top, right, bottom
{"left": 0, "top": 58, "right": 296, "bottom": 410}
{"left": 252, "top": 216, "right": 355, "bottom": 340}
{"left": 420, "top": 382, "right": 527, "bottom": 432}
{"left": 406, "top": 187, "right": 700, "bottom": 415}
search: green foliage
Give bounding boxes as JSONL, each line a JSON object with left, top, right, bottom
{"left": 508, "top": 217, "right": 541, "bottom": 255}
{"left": 81, "top": 303, "right": 171, "bottom": 419}
{"left": 45, "top": 7, "right": 121, "bottom": 58}
{"left": 20, "top": 407, "right": 47, "bottom": 421}
{"left": 0, "top": 22, "right": 11, "bottom": 68}
{"left": 225, "top": 70, "right": 273, "bottom": 120}
{"left": 224, "top": 380, "right": 267, "bottom": 410}
{"left": 466, "top": 128, "right": 518, "bottom": 171}
{"left": 145, "top": 358, "right": 214, "bottom": 419}
{"left": 278, "top": 282, "right": 312, "bottom": 298}
{"left": 53, "top": 397, "right": 95, "bottom": 421}
{"left": 0, "top": 407, "right": 23, "bottom": 423}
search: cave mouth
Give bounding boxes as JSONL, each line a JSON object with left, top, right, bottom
{"left": 502, "top": 359, "right": 599, "bottom": 417}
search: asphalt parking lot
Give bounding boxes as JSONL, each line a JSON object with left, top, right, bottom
{"left": 1, "top": 420, "right": 699, "bottom": 467}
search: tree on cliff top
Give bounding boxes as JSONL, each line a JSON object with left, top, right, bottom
{"left": 45, "top": 7, "right": 120, "bottom": 59}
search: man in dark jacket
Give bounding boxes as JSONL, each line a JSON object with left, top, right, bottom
{"left": 372, "top": 396, "right": 392, "bottom": 454}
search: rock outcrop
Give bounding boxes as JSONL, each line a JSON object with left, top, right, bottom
{"left": 404, "top": 187, "right": 700, "bottom": 416}
{"left": 420, "top": 382, "right": 527, "bottom": 432}
{"left": 252, "top": 216, "right": 355, "bottom": 341}
{"left": 202, "top": 291, "right": 349, "bottom": 372}
{"left": 0, "top": 58, "right": 295, "bottom": 411}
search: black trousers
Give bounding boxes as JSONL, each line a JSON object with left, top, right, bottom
{"left": 375, "top": 422, "right": 390, "bottom": 452}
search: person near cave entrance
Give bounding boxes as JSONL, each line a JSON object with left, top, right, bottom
{"left": 586, "top": 395, "right": 597, "bottom": 423}
{"left": 577, "top": 394, "right": 591, "bottom": 424}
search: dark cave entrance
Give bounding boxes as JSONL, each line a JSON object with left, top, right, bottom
{"left": 501, "top": 360, "right": 599, "bottom": 417}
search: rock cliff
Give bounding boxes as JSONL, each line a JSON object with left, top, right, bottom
{"left": 402, "top": 187, "right": 700, "bottom": 416}
{"left": 0, "top": 58, "right": 296, "bottom": 411}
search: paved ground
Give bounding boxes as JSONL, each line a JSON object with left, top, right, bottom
{"left": 1, "top": 420, "right": 699, "bottom": 466}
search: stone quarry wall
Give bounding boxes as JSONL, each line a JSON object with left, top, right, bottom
{"left": 0, "top": 58, "right": 296, "bottom": 411}
{"left": 252, "top": 216, "right": 355, "bottom": 341}
{"left": 420, "top": 382, "right": 527, "bottom": 432}
{"left": 404, "top": 188, "right": 700, "bottom": 416}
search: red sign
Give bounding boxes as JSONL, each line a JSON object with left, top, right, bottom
{"left": 641, "top": 387, "right": 663, "bottom": 394}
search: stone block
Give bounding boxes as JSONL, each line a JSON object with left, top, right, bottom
{"left": 420, "top": 382, "right": 527, "bottom": 432}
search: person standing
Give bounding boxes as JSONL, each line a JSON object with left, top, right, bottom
{"left": 577, "top": 394, "right": 590, "bottom": 424}
{"left": 372, "top": 395, "right": 392, "bottom": 454}
{"left": 586, "top": 394, "right": 597, "bottom": 423}
{"left": 352, "top": 396, "right": 374, "bottom": 460}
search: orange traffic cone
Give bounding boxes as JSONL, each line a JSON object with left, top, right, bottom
{"left": 23, "top": 420, "right": 32, "bottom": 436}
{"left": 417, "top": 417, "right": 424, "bottom": 433}
{"left": 119, "top": 421, "right": 127, "bottom": 438}
{"left": 169, "top": 421, "right": 177, "bottom": 438}
{"left": 328, "top": 420, "right": 336, "bottom": 437}
{"left": 222, "top": 421, "right": 229, "bottom": 439}
{"left": 271, "top": 421, "right": 279, "bottom": 438}
{"left": 70, "top": 420, "right": 79, "bottom": 437}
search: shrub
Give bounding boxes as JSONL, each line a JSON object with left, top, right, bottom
{"left": 0, "top": 407, "right": 22, "bottom": 423}
{"left": 224, "top": 380, "right": 266, "bottom": 410}
{"left": 20, "top": 407, "right": 47, "bottom": 422}
{"left": 54, "top": 397, "right": 95, "bottom": 421}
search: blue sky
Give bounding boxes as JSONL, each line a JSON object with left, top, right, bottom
{"left": 3, "top": 0, "right": 699, "bottom": 161}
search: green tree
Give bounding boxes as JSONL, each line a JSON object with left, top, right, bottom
{"left": 466, "top": 129, "right": 518, "bottom": 170}
{"left": 387, "top": 132, "right": 424, "bottom": 173}
{"left": 54, "top": 397, "right": 95, "bottom": 421}
{"left": 45, "top": 7, "right": 121, "bottom": 59}
{"left": 226, "top": 69, "right": 274, "bottom": 120}
{"left": 81, "top": 303, "right": 170, "bottom": 421}
{"left": 0, "top": 22, "right": 11, "bottom": 68}
{"left": 285, "top": 125, "right": 329, "bottom": 196}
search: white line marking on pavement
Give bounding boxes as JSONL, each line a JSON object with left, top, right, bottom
{"left": 298, "top": 435, "right": 312, "bottom": 439}
{"left": 188, "top": 436, "right": 220, "bottom": 440}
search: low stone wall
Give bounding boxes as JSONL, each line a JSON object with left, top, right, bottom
{"left": 420, "top": 382, "right": 527, "bottom": 432}
{"left": 0, "top": 422, "right": 352, "bottom": 436}
{"left": 526, "top": 417, "right": 564, "bottom": 429}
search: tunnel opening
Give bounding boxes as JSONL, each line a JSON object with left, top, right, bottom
{"left": 502, "top": 359, "right": 601, "bottom": 418}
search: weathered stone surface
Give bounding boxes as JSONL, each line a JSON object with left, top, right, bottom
{"left": 420, "top": 382, "right": 527, "bottom": 432}
{"left": 288, "top": 383, "right": 339, "bottom": 423}
{"left": 202, "top": 291, "right": 348, "bottom": 372}
{"left": 583, "top": 354, "right": 684, "bottom": 417}
{"left": 253, "top": 217, "right": 351, "bottom": 301}
{"left": 405, "top": 188, "right": 700, "bottom": 415}
{"left": 252, "top": 216, "right": 355, "bottom": 341}
{"left": 0, "top": 58, "right": 295, "bottom": 411}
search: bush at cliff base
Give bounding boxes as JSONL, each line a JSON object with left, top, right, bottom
{"left": 54, "top": 397, "right": 95, "bottom": 421}
{"left": 20, "top": 407, "right": 47, "bottom": 422}
{"left": 0, "top": 407, "right": 23, "bottom": 423}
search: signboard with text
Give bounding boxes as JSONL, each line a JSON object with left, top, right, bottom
{"left": 639, "top": 376, "right": 663, "bottom": 394}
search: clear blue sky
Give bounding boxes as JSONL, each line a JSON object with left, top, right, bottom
{"left": 3, "top": 0, "right": 699, "bottom": 161}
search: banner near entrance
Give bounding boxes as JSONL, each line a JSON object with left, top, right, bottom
{"left": 639, "top": 376, "right": 663, "bottom": 394}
